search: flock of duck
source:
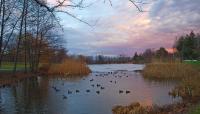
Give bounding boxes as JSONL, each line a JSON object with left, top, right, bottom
{"left": 51, "top": 71, "right": 131, "bottom": 100}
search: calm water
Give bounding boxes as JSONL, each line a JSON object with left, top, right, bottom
{"left": 0, "top": 64, "right": 180, "bottom": 114}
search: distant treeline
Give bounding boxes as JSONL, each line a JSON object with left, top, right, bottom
{"left": 85, "top": 55, "right": 132, "bottom": 64}
{"left": 132, "top": 47, "right": 173, "bottom": 63}
{"left": 132, "top": 31, "right": 200, "bottom": 63}
{"left": 84, "top": 31, "right": 200, "bottom": 64}
{"left": 175, "top": 31, "right": 200, "bottom": 60}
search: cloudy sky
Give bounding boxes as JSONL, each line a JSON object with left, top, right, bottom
{"left": 49, "top": 0, "right": 200, "bottom": 56}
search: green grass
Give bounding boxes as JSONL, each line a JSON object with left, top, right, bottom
{"left": 189, "top": 105, "right": 200, "bottom": 114}
{"left": 184, "top": 60, "right": 200, "bottom": 65}
{"left": 184, "top": 60, "right": 200, "bottom": 70}
{"left": 0, "top": 62, "right": 28, "bottom": 72}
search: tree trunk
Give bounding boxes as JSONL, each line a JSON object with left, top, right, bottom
{"left": 13, "top": 0, "right": 26, "bottom": 74}
{"left": 0, "top": 0, "right": 5, "bottom": 68}
{"left": 24, "top": 0, "right": 29, "bottom": 73}
{"left": 34, "top": 5, "right": 40, "bottom": 73}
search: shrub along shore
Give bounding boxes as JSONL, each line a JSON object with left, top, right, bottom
{"left": 113, "top": 61, "right": 200, "bottom": 114}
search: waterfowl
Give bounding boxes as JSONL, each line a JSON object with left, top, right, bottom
{"left": 126, "top": 91, "right": 131, "bottom": 94}
{"left": 68, "top": 90, "right": 72, "bottom": 94}
{"left": 90, "top": 79, "right": 94, "bottom": 81}
{"left": 97, "top": 84, "right": 101, "bottom": 87}
{"left": 52, "top": 86, "right": 60, "bottom": 92}
{"left": 86, "top": 90, "right": 90, "bottom": 92}
{"left": 91, "top": 84, "right": 95, "bottom": 87}
{"left": 76, "top": 90, "right": 80, "bottom": 93}
{"left": 119, "top": 90, "right": 123, "bottom": 93}
{"left": 63, "top": 95, "right": 67, "bottom": 99}
{"left": 96, "top": 91, "right": 100, "bottom": 94}
{"left": 100, "top": 87, "right": 105, "bottom": 90}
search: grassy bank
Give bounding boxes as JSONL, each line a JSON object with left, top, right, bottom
{"left": 0, "top": 62, "right": 27, "bottom": 72}
{"left": 0, "top": 59, "right": 91, "bottom": 86}
{"left": 113, "top": 61, "right": 200, "bottom": 114}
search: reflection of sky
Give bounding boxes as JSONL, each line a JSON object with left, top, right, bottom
{"left": 49, "top": 0, "right": 200, "bottom": 56}
{"left": 0, "top": 64, "right": 180, "bottom": 114}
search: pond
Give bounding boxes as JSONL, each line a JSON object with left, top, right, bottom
{"left": 0, "top": 64, "right": 180, "bottom": 114}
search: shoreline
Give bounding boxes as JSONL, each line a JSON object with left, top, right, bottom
{"left": 0, "top": 72, "right": 36, "bottom": 87}
{"left": 0, "top": 71, "right": 91, "bottom": 87}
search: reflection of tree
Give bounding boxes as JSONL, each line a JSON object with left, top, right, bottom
{"left": 21, "top": 77, "right": 50, "bottom": 113}
{"left": 0, "top": 77, "right": 50, "bottom": 113}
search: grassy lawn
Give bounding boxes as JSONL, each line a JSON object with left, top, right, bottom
{"left": 0, "top": 62, "right": 27, "bottom": 72}
{"left": 184, "top": 60, "right": 200, "bottom": 65}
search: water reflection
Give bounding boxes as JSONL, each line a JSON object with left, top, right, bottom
{"left": 0, "top": 64, "right": 180, "bottom": 114}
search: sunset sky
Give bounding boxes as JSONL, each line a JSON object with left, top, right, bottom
{"left": 49, "top": 0, "right": 200, "bottom": 56}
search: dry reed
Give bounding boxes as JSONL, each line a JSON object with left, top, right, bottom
{"left": 112, "top": 102, "right": 189, "bottom": 114}
{"left": 41, "top": 59, "right": 91, "bottom": 76}
{"left": 142, "top": 62, "right": 199, "bottom": 80}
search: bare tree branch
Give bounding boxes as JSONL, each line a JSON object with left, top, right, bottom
{"left": 129, "top": 0, "right": 143, "bottom": 12}
{"left": 56, "top": 10, "right": 93, "bottom": 26}
{"left": 34, "top": 0, "right": 146, "bottom": 26}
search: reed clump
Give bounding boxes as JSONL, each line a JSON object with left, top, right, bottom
{"left": 143, "top": 62, "right": 200, "bottom": 100}
{"left": 112, "top": 102, "right": 189, "bottom": 114}
{"left": 169, "top": 74, "right": 200, "bottom": 102}
{"left": 142, "top": 62, "right": 199, "bottom": 80}
{"left": 143, "top": 62, "right": 200, "bottom": 101}
{"left": 40, "top": 59, "right": 91, "bottom": 76}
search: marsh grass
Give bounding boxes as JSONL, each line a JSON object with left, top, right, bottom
{"left": 112, "top": 102, "right": 189, "bottom": 114}
{"left": 143, "top": 62, "right": 200, "bottom": 101}
{"left": 113, "top": 62, "right": 200, "bottom": 114}
{"left": 142, "top": 62, "right": 199, "bottom": 80}
{"left": 40, "top": 59, "right": 91, "bottom": 76}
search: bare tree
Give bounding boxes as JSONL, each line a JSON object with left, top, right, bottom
{"left": 0, "top": 0, "right": 5, "bottom": 67}
{"left": 13, "top": 0, "right": 27, "bottom": 73}
{"left": 0, "top": 0, "right": 146, "bottom": 74}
